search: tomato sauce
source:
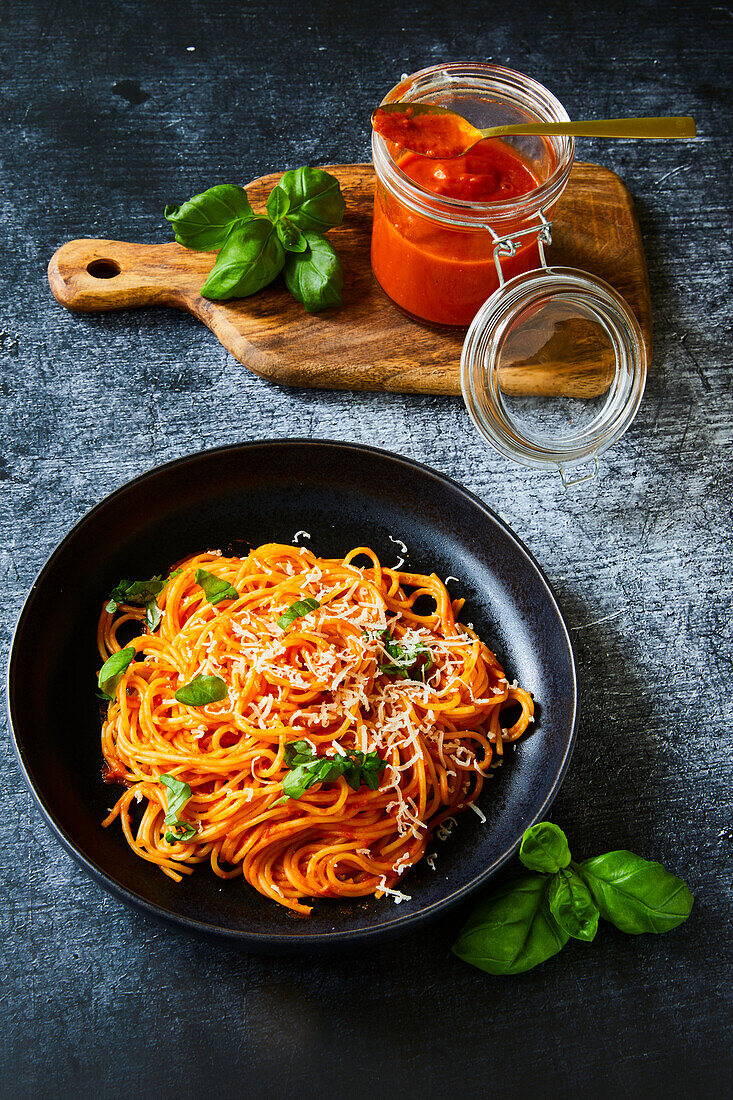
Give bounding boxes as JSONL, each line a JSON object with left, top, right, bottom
{"left": 371, "top": 139, "right": 543, "bottom": 327}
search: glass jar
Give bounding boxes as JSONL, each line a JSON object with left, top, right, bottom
{"left": 371, "top": 63, "right": 575, "bottom": 327}
{"left": 460, "top": 264, "right": 648, "bottom": 483}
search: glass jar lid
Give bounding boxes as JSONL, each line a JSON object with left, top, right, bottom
{"left": 461, "top": 265, "right": 647, "bottom": 484}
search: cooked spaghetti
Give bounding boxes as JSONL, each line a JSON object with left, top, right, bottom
{"left": 98, "top": 543, "right": 534, "bottom": 915}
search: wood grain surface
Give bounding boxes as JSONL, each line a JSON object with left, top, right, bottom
{"left": 48, "top": 162, "right": 651, "bottom": 397}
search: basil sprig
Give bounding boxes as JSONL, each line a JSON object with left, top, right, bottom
{"left": 276, "top": 597, "right": 320, "bottom": 631}
{"left": 165, "top": 167, "right": 345, "bottom": 311}
{"left": 195, "top": 568, "right": 239, "bottom": 605}
{"left": 160, "top": 774, "right": 197, "bottom": 843}
{"left": 98, "top": 646, "right": 136, "bottom": 699}
{"left": 452, "top": 822, "right": 693, "bottom": 975}
{"left": 374, "top": 628, "right": 433, "bottom": 680}
{"left": 175, "top": 673, "right": 227, "bottom": 706}
{"left": 279, "top": 740, "right": 386, "bottom": 802}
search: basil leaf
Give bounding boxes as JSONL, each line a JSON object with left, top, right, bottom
{"left": 376, "top": 629, "right": 433, "bottom": 679}
{"left": 195, "top": 568, "right": 239, "bottom": 605}
{"left": 519, "top": 821, "right": 572, "bottom": 873}
{"left": 106, "top": 575, "right": 167, "bottom": 612}
{"left": 283, "top": 740, "right": 317, "bottom": 767}
{"left": 274, "top": 167, "right": 345, "bottom": 232}
{"left": 452, "top": 874, "right": 569, "bottom": 975}
{"left": 165, "top": 184, "right": 254, "bottom": 250}
{"left": 276, "top": 217, "right": 307, "bottom": 253}
{"left": 282, "top": 759, "right": 338, "bottom": 801}
{"left": 175, "top": 674, "right": 227, "bottom": 706}
{"left": 160, "top": 774, "right": 191, "bottom": 820}
{"left": 279, "top": 741, "right": 385, "bottom": 801}
{"left": 277, "top": 597, "right": 320, "bottom": 630}
{"left": 548, "top": 867, "right": 599, "bottom": 942}
{"left": 160, "top": 774, "right": 197, "bottom": 843}
{"left": 98, "top": 646, "right": 136, "bottom": 699}
{"left": 283, "top": 232, "right": 343, "bottom": 313}
{"left": 266, "top": 186, "right": 290, "bottom": 222}
{"left": 165, "top": 823, "right": 197, "bottom": 843}
{"left": 577, "top": 851, "right": 694, "bottom": 934}
{"left": 201, "top": 218, "right": 285, "bottom": 301}
{"left": 145, "top": 599, "right": 162, "bottom": 632}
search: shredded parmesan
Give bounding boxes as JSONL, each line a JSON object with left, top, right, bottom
{"left": 377, "top": 876, "right": 412, "bottom": 904}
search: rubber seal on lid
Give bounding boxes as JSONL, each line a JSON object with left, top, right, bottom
{"left": 461, "top": 266, "right": 647, "bottom": 476}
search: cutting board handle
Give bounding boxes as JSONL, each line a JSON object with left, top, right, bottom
{"left": 47, "top": 238, "right": 213, "bottom": 312}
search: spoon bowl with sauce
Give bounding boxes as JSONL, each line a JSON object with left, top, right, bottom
{"left": 372, "top": 102, "right": 696, "bottom": 159}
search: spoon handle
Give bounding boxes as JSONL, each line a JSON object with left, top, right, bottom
{"left": 482, "top": 116, "right": 697, "bottom": 140}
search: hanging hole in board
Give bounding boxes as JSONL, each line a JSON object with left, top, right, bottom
{"left": 87, "top": 259, "right": 121, "bottom": 279}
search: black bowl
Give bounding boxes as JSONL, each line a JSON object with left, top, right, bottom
{"left": 7, "top": 440, "right": 576, "bottom": 950}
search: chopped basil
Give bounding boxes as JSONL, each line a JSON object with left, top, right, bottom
{"left": 374, "top": 629, "right": 433, "bottom": 680}
{"left": 278, "top": 740, "right": 386, "bottom": 802}
{"left": 105, "top": 571, "right": 181, "bottom": 633}
{"left": 195, "top": 568, "right": 239, "bottom": 605}
{"left": 174, "top": 673, "right": 227, "bottom": 706}
{"left": 160, "top": 774, "right": 197, "bottom": 843}
{"left": 276, "top": 597, "right": 320, "bottom": 631}
{"left": 105, "top": 575, "right": 167, "bottom": 613}
{"left": 145, "top": 601, "right": 163, "bottom": 632}
{"left": 97, "top": 646, "right": 136, "bottom": 699}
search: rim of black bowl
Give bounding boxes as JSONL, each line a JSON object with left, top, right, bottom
{"left": 7, "top": 438, "right": 577, "bottom": 950}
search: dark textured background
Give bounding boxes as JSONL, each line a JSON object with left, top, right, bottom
{"left": 1, "top": 1, "right": 731, "bottom": 1097}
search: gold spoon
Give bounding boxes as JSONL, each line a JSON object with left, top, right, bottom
{"left": 372, "top": 103, "right": 697, "bottom": 158}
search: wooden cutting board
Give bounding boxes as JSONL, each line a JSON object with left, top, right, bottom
{"left": 47, "top": 162, "right": 651, "bottom": 397}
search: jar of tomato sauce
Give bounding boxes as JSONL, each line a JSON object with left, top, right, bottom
{"left": 371, "top": 63, "right": 575, "bottom": 327}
